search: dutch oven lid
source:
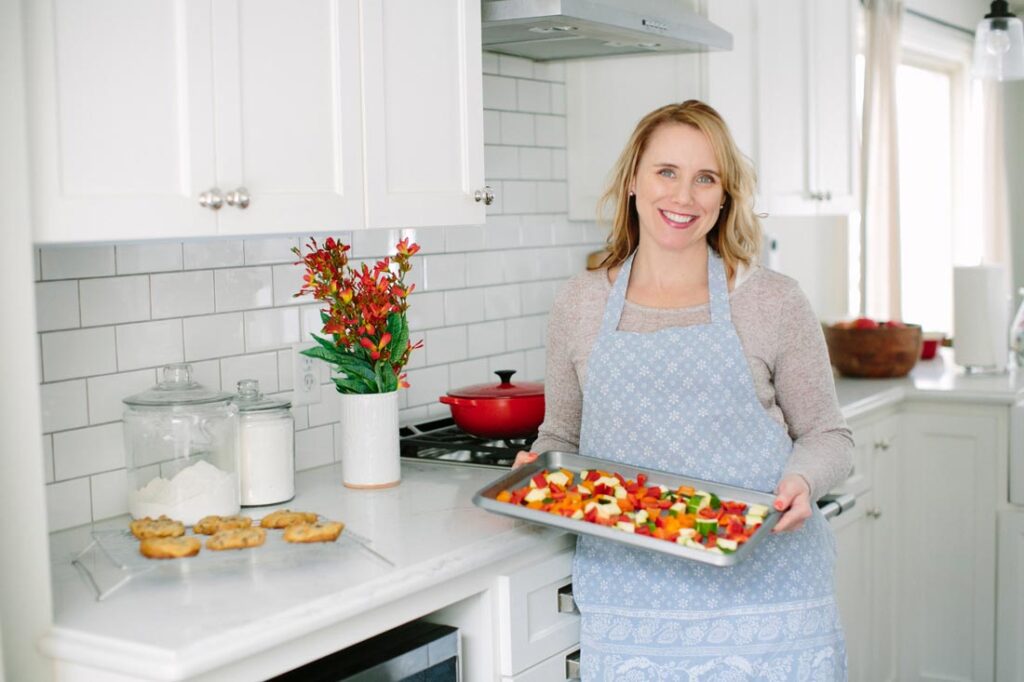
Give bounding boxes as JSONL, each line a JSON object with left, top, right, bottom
{"left": 123, "top": 363, "right": 233, "bottom": 407}
{"left": 446, "top": 370, "right": 544, "bottom": 399}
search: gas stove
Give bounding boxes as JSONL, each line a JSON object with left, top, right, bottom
{"left": 399, "top": 417, "right": 533, "bottom": 469}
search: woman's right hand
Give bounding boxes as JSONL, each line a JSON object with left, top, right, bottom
{"left": 512, "top": 450, "right": 539, "bottom": 469}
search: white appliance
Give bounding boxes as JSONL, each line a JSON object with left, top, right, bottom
{"left": 481, "top": 0, "right": 732, "bottom": 61}
{"left": 953, "top": 265, "right": 1009, "bottom": 371}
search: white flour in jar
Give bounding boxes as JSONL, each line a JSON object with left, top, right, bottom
{"left": 239, "top": 415, "right": 294, "bottom": 505}
{"left": 129, "top": 460, "right": 239, "bottom": 526}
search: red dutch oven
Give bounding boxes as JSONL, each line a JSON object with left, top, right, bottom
{"left": 439, "top": 370, "right": 544, "bottom": 439}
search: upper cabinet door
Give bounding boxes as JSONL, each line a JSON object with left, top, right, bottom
{"left": 360, "top": 0, "right": 485, "bottom": 229}
{"left": 212, "top": 0, "right": 364, "bottom": 235}
{"left": 27, "top": 0, "right": 218, "bottom": 243}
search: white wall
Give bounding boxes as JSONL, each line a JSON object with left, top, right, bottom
{"left": 33, "top": 53, "right": 607, "bottom": 533}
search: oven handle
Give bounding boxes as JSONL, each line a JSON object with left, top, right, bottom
{"left": 565, "top": 648, "right": 581, "bottom": 680}
{"left": 817, "top": 493, "right": 856, "bottom": 521}
{"left": 557, "top": 583, "right": 578, "bottom": 614}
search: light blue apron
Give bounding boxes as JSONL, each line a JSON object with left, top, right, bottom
{"left": 574, "top": 249, "right": 847, "bottom": 681}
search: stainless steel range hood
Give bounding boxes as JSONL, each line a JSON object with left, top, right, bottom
{"left": 482, "top": 0, "right": 732, "bottom": 61}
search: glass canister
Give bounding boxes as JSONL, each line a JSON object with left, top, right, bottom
{"left": 232, "top": 379, "right": 295, "bottom": 506}
{"left": 122, "top": 363, "right": 240, "bottom": 526}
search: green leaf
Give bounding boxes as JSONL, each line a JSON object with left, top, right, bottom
{"left": 320, "top": 309, "right": 330, "bottom": 325}
{"left": 386, "top": 312, "right": 409, "bottom": 361}
{"left": 330, "top": 354, "right": 378, "bottom": 384}
{"left": 310, "top": 333, "right": 340, "bottom": 355}
{"left": 301, "top": 345, "right": 343, "bottom": 365}
{"left": 332, "top": 376, "right": 372, "bottom": 394}
{"left": 374, "top": 359, "right": 397, "bottom": 393}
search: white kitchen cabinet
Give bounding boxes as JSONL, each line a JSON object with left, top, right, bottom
{"left": 502, "top": 645, "right": 578, "bottom": 682}
{"left": 361, "top": 0, "right": 486, "bottom": 229}
{"left": 25, "top": 0, "right": 485, "bottom": 243}
{"left": 996, "top": 509, "right": 1024, "bottom": 682}
{"left": 755, "top": 0, "right": 857, "bottom": 216}
{"left": 900, "top": 404, "right": 1002, "bottom": 682}
{"left": 835, "top": 411, "right": 900, "bottom": 682}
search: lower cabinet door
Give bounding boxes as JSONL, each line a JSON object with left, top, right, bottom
{"left": 832, "top": 491, "right": 872, "bottom": 681}
{"left": 497, "top": 548, "right": 580, "bottom": 676}
{"left": 502, "top": 645, "right": 579, "bottom": 682}
{"left": 997, "top": 509, "right": 1024, "bottom": 681}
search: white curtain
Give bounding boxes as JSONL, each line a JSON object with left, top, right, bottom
{"left": 979, "top": 81, "right": 1012, "bottom": 289}
{"left": 860, "top": 0, "right": 904, "bottom": 319}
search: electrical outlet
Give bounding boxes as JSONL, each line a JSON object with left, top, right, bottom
{"left": 291, "top": 342, "right": 322, "bottom": 406}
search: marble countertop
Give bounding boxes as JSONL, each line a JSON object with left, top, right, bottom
{"left": 41, "top": 349, "right": 1021, "bottom": 679}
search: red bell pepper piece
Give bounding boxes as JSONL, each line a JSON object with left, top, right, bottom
{"left": 636, "top": 473, "right": 647, "bottom": 486}
{"left": 646, "top": 485, "right": 662, "bottom": 498}
{"left": 594, "top": 484, "right": 612, "bottom": 496}
{"left": 613, "top": 472, "right": 626, "bottom": 485}
{"left": 722, "top": 501, "right": 747, "bottom": 514}
{"left": 707, "top": 533, "right": 718, "bottom": 549}
{"left": 531, "top": 472, "right": 548, "bottom": 488}
{"left": 584, "top": 508, "right": 598, "bottom": 523}
{"left": 657, "top": 499, "right": 672, "bottom": 509}
{"left": 625, "top": 481, "right": 639, "bottom": 493}
{"left": 635, "top": 525, "right": 652, "bottom": 536}
{"left": 586, "top": 470, "right": 601, "bottom": 482}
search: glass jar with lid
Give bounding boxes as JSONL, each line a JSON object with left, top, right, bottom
{"left": 232, "top": 379, "right": 295, "bottom": 506}
{"left": 122, "top": 363, "right": 240, "bottom": 526}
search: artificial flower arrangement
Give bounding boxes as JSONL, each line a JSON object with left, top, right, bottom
{"left": 293, "top": 237, "right": 422, "bottom": 394}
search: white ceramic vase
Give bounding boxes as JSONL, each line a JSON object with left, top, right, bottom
{"left": 337, "top": 390, "right": 401, "bottom": 489}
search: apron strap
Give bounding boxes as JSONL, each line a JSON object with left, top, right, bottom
{"left": 600, "top": 248, "right": 732, "bottom": 334}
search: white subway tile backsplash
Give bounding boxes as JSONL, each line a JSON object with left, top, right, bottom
{"left": 552, "top": 149, "right": 567, "bottom": 179}
{"left": 522, "top": 280, "right": 558, "bottom": 315}
{"left": 277, "top": 350, "right": 294, "bottom": 391}
{"left": 502, "top": 249, "right": 544, "bottom": 283}
{"left": 485, "top": 145, "right": 519, "bottom": 179}
{"left": 445, "top": 225, "right": 486, "bottom": 252}
{"left": 482, "top": 50, "right": 499, "bottom": 74}
{"left": 244, "top": 237, "right": 299, "bottom": 265}
{"left": 517, "top": 79, "right": 551, "bottom": 113}
{"left": 307, "top": 386, "right": 340, "bottom": 427}
{"left": 406, "top": 331, "right": 426, "bottom": 369}
{"left": 404, "top": 365, "right": 449, "bottom": 408}
{"left": 53, "top": 422, "right": 125, "bottom": 480}
{"left": 351, "top": 228, "right": 402, "bottom": 258}
{"left": 184, "top": 313, "right": 245, "bottom": 360}
{"left": 520, "top": 216, "right": 554, "bottom": 246}
{"left": 444, "top": 289, "right": 486, "bottom": 325}
{"left": 41, "top": 246, "right": 116, "bottom": 280}
{"left": 506, "top": 315, "right": 545, "bottom": 351}
{"left": 183, "top": 239, "right": 244, "bottom": 270}
{"left": 116, "top": 243, "right": 182, "bottom": 274}
{"left": 189, "top": 360, "right": 222, "bottom": 394}
{"left": 448, "top": 358, "right": 490, "bottom": 390}
{"left": 34, "top": 248, "right": 41, "bottom": 282}
{"left": 291, "top": 403, "right": 309, "bottom": 430}
{"left": 403, "top": 226, "right": 445, "bottom": 255}
{"left": 244, "top": 308, "right": 300, "bottom": 352}
{"left": 46, "top": 478, "right": 92, "bottom": 532}
{"left": 87, "top": 369, "right": 156, "bottom": 425}
{"left": 482, "top": 75, "right": 517, "bottom": 110}
{"left": 485, "top": 284, "right": 523, "bottom": 320}
{"left": 43, "top": 436, "right": 54, "bottom": 483}
{"left": 296, "top": 425, "right": 334, "bottom": 471}
{"left": 467, "top": 320, "right": 506, "bottom": 357}
{"left": 525, "top": 347, "right": 546, "bottom": 381}
{"left": 488, "top": 352, "right": 527, "bottom": 375}
{"left": 300, "top": 305, "right": 326, "bottom": 338}
{"left": 407, "top": 291, "right": 445, "bottom": 331}
{"left": 535, "top": 115, "right": 567, "bottom": 147}
{"left": 483, "top": 216, "right": 522, "bottom": 249}
{"left": 484, "top": 110, "right": 501, "bottom": 145}
{"left": 426, "top": 326, "right": 468, "bottom": 365}
{"left": 502, "top": 181, "right": 538, "bottom": 214}
{"left": 533, "top": 61, "right": 565, "bottom": 82}
{"left": 79, "top": 275, "right": 151, "bottom": 326}
{"left": 151, "top": 270, "right": 215, "bottom": 319}
{"left": 91, "top": 469, "right": 129, "bottom": 521}
{"left": 537, "top": 181, "right": 569, "bottom": 213}
{"left": 519, "top": 147, "right": 552, "bottom": 180}
{"left": 498, "top": 54, "right": 533, "bottom": 79}
{"left": 116, "top": 319, "right": 184, "bottom": 371}
{"left": 42, "top": 328, "right": 117, "bottom": 381}
{"left": 221, "top": 352, "right": 279, "bottom": 394}
{"left": 40, "top": 380, "right": 88, "bottom": 433}
{"left": 466, "top": 251, "right": 505, "bottom": 288}
{"left": 35, "top": 281, "right": 80, "bottom": 331}
{"left": 422, "top": 254, "right": 467, "bottom": 291}
{"left": 500, "top": 112, "right": 534, "bottom": 145}
{"left": 583, "top": 221, "right": 609, "bottom": 243}
{"left": 215, "top": 267, "right": 274, "bottom": 312}
{"left": 552, "top": 216, "right": 584, "bottom": 245}
{"left": 551, "top": 83, "right": 567, "bottom": 114}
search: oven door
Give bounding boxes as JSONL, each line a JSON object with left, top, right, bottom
{"left": 271, "top": 621, "right": 459, "bottom": 681}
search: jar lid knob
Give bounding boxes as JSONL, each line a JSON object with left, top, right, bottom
{"left": 161, "top": 363, "right": 194, "bottom": 386}
{"left": 236, "top": 379, "right": 261, "bottom": 400}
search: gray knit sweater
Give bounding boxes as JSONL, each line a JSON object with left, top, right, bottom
{"left": 530, "top": 264, "right": 854, "bottom": 501}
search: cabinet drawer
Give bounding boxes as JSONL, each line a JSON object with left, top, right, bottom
{"left": 502, "top": 644, "right": 580, "bottom": 682}
{"left": 497, "top": 548, "right": 580, "bottom": 676}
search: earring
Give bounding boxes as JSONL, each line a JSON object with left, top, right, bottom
{"left": 719, "top": 204, "right": 725, "bottom": 209}
{"left": 628, "top": 190, "right": 635, "bottom": 196}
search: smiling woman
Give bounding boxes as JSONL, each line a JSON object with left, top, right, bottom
{"left": 520, "top": 100, "right": 854, "bottom": 680}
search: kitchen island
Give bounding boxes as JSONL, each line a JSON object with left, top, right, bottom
{"left": 41, "top": 351, "right": 1024, "bottom": 681}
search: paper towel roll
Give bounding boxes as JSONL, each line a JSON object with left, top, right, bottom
{"left": 953, "top": 265, "right": 1008, "bottom": 370}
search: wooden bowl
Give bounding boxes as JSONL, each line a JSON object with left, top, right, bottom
{"left": 822, "top": 324, "right": 923, "bottom": 378}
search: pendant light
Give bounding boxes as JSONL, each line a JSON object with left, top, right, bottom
{"left": 973, "top": 0, "right": 1024, "bottom": 81}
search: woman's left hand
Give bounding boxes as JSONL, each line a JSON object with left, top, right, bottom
{"left": 771, "top": 474, "right": 812, "bottom": 533}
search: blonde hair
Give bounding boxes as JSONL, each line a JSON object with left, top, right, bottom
{"left": 596, "top": 100, "right": 762, "bottom": 279}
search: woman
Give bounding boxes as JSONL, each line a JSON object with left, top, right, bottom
{"left": 515, "top": 100, "right": 853, "bottom": 679}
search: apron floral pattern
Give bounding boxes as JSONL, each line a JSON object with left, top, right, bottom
{"left": 574, "top": 249, "right": 847, "bottom": 681}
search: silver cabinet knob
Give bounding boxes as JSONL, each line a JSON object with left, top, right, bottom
{"left": 824, "top": 190, "right": 833, "bottom": 201}
{"left": 557, "top": 583, "right": 578, "bottom": 614}
{"left": 225, "top": 187, "right": 250, "bottom": 209}
{"left": 867, "top": 508, "right": 883, "bottom": 519}
{"left": 474, "top": 186, "right": 495, "bottom": 205}
{"left": 199, "top": 188, "right": 223, "bottom": 210}
{"left": 566, "top": 649, "right": 581, "bottom": 680}
{"left": 874, "top": 438, "right": 891, "bottom": 451}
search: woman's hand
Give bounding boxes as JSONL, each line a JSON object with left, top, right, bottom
{"left": 512, "top": 450, "right": 539, "bottom": 469}
{"left": 771, "top": 474, "right": 812, "bottom": 533}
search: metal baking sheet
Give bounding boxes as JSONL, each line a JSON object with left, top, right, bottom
{"left": 472, "top": 451, "right": 780, "bottom": 567}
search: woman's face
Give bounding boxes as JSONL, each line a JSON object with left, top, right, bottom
{"left": 630, "top": 122, "right": 725, "bottom": 256}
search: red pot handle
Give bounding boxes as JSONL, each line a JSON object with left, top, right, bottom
{"left": 439, "top": 395, "right": 480, "bottom": 407}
